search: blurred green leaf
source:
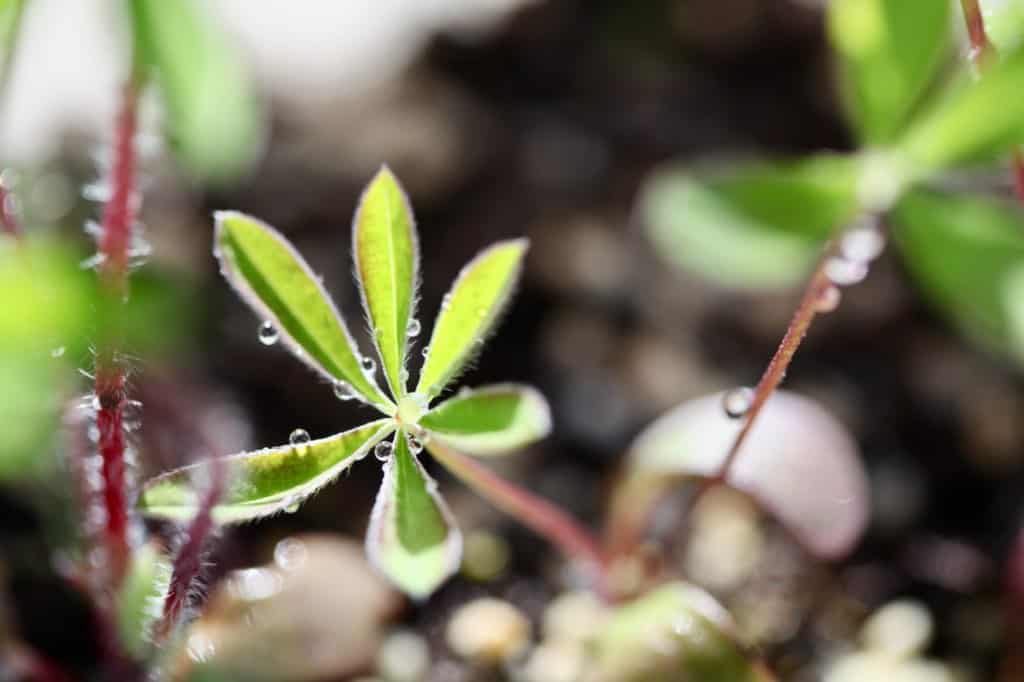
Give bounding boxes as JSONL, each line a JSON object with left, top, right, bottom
{"left": 642, "top": 156, "right": 858, "bottom": 290}
{"left": 901, "top": 42, "right": 1024, "bottom": 169}
{"left": 353, "top": 167, "right": 419, "bottom": 400}
{"left": 214, "top": 211, "right": 393, "bottom": 411}
{"left": 983, "top": 0, "right": 1024, "bottom": 53}
{"left": 827, "top": 0, "right": 952, "bottom": 144}
{"left": 366, "top": 432, "right": 461, "bottom": 598}
{"left": 128, "top": 0, "right": 263, "bottom": 181}
{"left": 0, "top": 0, "right": 25, "bottom": 63}
{"left": 416, "top": 239, "right": 528, "bottom": 398}
{"left": 140, "top": 420, "right": 393, "bottom": 522}
{"left": 117, "top": 542, "right": 169, "bottom": 659}
{"left": 420, "top": 384, "right": 551, "bottom": 457}
{"left": 893, "top": 189, "right": 1024, "bottom": 361}
{"left": 593, "top": 582, "right": 765, "bottom": 682}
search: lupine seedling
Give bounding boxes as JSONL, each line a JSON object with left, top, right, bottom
{"left": 139, "top": 167, "right": 552, "bottom": 597}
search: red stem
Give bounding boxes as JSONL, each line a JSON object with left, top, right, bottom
{"left": 427, "top": 440, "right": 610, "bottom": 594}
{"left": 92, "top": 83, "right": 140, "bottom": 586}
{"left": 958, "top": 0, "right": 1024, "bottom": 205}
{"left": 0, "top": 180, "right": 22, "bottom": 239}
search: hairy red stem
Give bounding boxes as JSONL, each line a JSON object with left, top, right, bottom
{"left": 427, "top": 440, "right": 610, "bottom": 594}
{"left": 92, "top": 83, "right": 140, "bottom": 585}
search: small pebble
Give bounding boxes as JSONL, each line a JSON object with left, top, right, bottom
{"left": 446, "top": 598, "right": 531, "bottom": 665}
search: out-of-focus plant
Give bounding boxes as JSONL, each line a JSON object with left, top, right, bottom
{"left": 642, "top": 0, "right": 1024, "bottom": 363}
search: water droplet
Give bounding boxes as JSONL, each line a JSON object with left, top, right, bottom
{"left": 421, "top": 346, "right": 430, "bottom": 359}
{"left": 375, "top": 440, "right": 393, "bottom": 461}
{"left": 258, "top": 321, "right": 279, "bottom": 345}
{"left": 82, "top": 182, "right": 111, "bottom": 202}
{"left": 333, "top": 380, "right": 355, "bottom": 401}
{"left": 840, "top": 222, "right": 885, "bottom": 263}
{"left": 122, "top": 399, "right": 143, "bottom": 431}
{"left": 441, "top": 293, "right": 453, "bottom": 311}
{"left": 407, "top": 317, "right": 421, "bottom": 338}
{"left": 79, "top": 253, "right": 107, "bottom": 271}
{"left": 408, "top": 434, "right": 424, "bottom": 454}
{"left": 824, "top": 256, "right": 868, "bottom": 287}
{"left": 814, "top": 285, "right": 841, "bottom": 314}
{"left": 274, "top": 538, "right": 308, "bottom": 571}
{"left": 722, "top": 387, "right": 754, "bottom": 419}
{"left": 51, "top": 346, "right": 65, "bottom": 358}
{"left": 230, "top": 568, "right": 282, "bottom": 601}
{"left": 289, "top": 428, "right": 310, "bottom": 447}
{"left": 361, "top": 356, "right": 376, "bottom": 374}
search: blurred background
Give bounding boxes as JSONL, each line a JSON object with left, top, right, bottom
{"left": 1, "top": 0, "right": 1023, "bottom": 680}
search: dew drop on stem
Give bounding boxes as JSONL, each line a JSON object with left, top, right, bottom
{"left": 722, "top": 387, "right": 754, "bottom": 419}
{"left": 361, "top": 356, "right": 376, "bottom": 374}
{"left": 824, "top": 256, "right": 868, "bottom": 287}
{"left": 258, "top": 321, "right": 279, "bottom": 346}
{"left": 814, "top": 285, "right": 841, "bottom": 314}
{"left": 289, "top": 428, "right": 310, "bottom": 447}
{"left": 408, "top": 434, "right": 424, "bottom": 454}
{"left": 840, "top": 221, "right": 886, "bottom": 263}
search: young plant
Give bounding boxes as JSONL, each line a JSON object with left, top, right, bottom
{"left": 139, "top": 167, "right": 559, "bottom": 598}
{"left": 642, "top": 0, "right": 1024, "bottom": 365}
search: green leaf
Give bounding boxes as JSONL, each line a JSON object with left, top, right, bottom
{"left": 0, "top": 0, "right": 26, "bottom": 66}
{"left": 353, "top": 167, "right": 419, "bottom": 400}
{"left": 419, "top": 384, "right": 551, "bottom": 456}
{"left": 892, "top": 190, "right": 1024, "bottom": 362}
{"left": 140, "top": 419, "right": 393, "bottom": 523}
{"left": 827, "top": 0, "right": 951, "bottom": 143}
{"left": 117, "top": 542, "right": 170, "bottom": 659}
{"left": 982, "top": 0, "right": 1024, "bottom": 53}
{"left": 214, "top": 211, "right": 392, "bottom": 411}
{"left": 594, "top": 582, "right": 765, "bottom": 682}
{"left": 128, "top": 0, "right": 263, "bottom": 181}
{"left": 416, "top": 239, "right": 528, "bottom": 397}
{"left": 366, "top": 431, "right": 461, "bottom": 598}
{"left": 642, "top": 156, "right": 858, "bottom": 290}
{"left": 900, "top": 42, "right": 1024, "bottom": 169}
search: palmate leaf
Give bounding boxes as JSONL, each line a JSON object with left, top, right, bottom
{"left": 827, "top": 0, "right": 952, "bottom": 144}
{"left": 214, "top": 211, "right": 393, "bottom": 411}
{"left": 417, "top": 240, "right": 528, "bottom": 398}
{"left": 892, "top": 190, "right": 1024, "bottom": 362}
{"left": 366, "top": 432, "right": 461, "bottom": 598}
{"left": 901, "top": 42, "right": 1024, "bottom": 169}
{"left": 353, "top": 167, "right": 419, "bottom": 400}
{"left": 140, "top": 420, "right": 393, "bottom": 523}
{"left": 419, "top": 384, "right": 551, "bottom": 456}
{"left": 642, "top": 156, "right": 858, "bottom": 290}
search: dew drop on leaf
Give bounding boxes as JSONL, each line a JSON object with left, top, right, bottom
{"left": 333, "top": 380, "right": 355, "bottom": 401}
{"left": 814, "top": 285, "right": 841, "bottom": 314}
{"left": 721, "top": 387, "right": 754, "bottom": 419}
{"left": 407, "top": 317, "right": 421, "bottom": 338}
{"left": 421, "top": 346, "right": 430, "bottom": 359}
{"left": 824, "top": 256, "right": 868, "bottom": 287}
{"left": 289, "top": 428, "right": 310, "bottom": 447}
{"left": 258, "top": 321, "right": 279, "bottom": 346}
{"left": 375, "top": 440, "right": 393, "bottom": 461}
{"left": 361, "top": 355, "right": 376, "bottom": 374}
{"left": 408, "top": 434, "right": 424, "bottom": 454}
{"left": 51, "top": 346, "right": 65, "bottom": 358}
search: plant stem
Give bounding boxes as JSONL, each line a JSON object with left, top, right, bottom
{"left": 958, "top": 0, "right": 1024, "bottom": 203}
{"left": 426, "top": 440, "right": 610, "bottom": 593}
{"left": 93, "top": 82, "right": 140, "bottom": 586}
{"left": 0, "top": 179, "right": 21, "bottom": 239}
